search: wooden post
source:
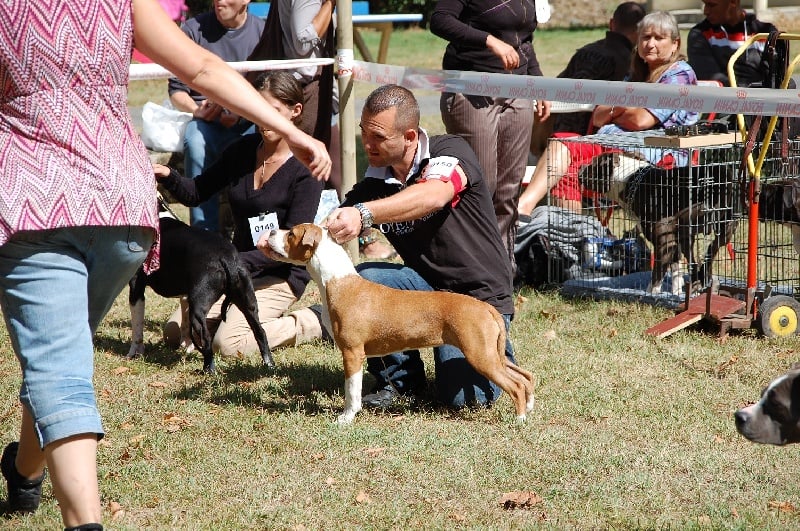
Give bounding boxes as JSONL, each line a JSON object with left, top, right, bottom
{"left": 753, "top": 0, "right": 768, "bottom": 17}
{"left": 336, "top": 0, "right": 359, "bottom": 260}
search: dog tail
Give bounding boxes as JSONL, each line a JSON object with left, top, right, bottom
{"left": 219, "top": 296, "right": 232, "bottom": 321}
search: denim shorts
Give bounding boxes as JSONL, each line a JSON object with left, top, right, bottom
{"left": 0, "top": 225, "right": 153, "bottom": 448}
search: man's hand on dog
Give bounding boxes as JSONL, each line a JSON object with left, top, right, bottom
{"left": 323, "top": 207, "right": 362, "bottom": 244}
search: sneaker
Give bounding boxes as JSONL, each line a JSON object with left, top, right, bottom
{"left": 1, "top": 441, "right": 46, "bottom": 513}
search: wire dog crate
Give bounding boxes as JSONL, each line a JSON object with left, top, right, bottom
{"left": 644, "top": 31, "right": 800, "bottom": 338}
{"left": 543, "top": 130, "right": 743, "bottom": 309}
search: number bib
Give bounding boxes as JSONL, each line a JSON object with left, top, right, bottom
{"left": 249, "top": 212, "right": 279, "bottom": 246}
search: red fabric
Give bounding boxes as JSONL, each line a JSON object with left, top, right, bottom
{"left": 550, "top": 133, "right": 603, "bottom": 202}
{"left": 418, "top": 167, "right": 466, "bottom": 208}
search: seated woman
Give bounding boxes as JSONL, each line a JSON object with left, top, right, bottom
{"left": 154, "top": 71, "right": 327, "bottom": 357}
{"left": 517, "top": 10, "right": 699, "bottom": 219}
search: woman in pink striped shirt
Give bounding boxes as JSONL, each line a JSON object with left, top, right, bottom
{"left": 0, "top": 1, "right": 330, "bottom": 528}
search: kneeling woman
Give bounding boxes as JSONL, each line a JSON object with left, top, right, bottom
{"left": 154, "top": 71, "right": 326, "bottom": 356}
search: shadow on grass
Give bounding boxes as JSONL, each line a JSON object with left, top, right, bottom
{"left": 95, "top": 317, "right": 186, "bottom": 369}
{"left": 170, "top": 355, "right": 348, "bottom": 416}
{"left": 98, "top": 318, "right": 485, "bottom": 420}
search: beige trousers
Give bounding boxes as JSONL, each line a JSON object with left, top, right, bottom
{"left": 163, "top": 276, "right": 323, "bottom": 358}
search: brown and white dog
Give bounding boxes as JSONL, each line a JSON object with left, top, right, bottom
{"left": 259, "top": 223, "right": 535, "bottom": 424}
{"left": 735, "top": 366, "right": 800, "bottom": 445}
{"left": 578, "top": 151, "right": 737, "bottom": 296}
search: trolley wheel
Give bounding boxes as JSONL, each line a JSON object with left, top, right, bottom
{"left": 758, "top": 295, "right": 800, "bottom": 338}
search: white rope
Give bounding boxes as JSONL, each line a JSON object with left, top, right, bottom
{"left": 129, "top": 58, "right": 335, "bottom": 81}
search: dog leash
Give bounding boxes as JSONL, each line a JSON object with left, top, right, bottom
{"left": 623, "top": 166, "right": 649, "bottom": 205}
{"left": 156, "top": 191, "right": 181, "bottom": 220}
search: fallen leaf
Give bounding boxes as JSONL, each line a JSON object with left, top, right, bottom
{"left": 311, "top": 453, "right": 325, "bottom": 461}
{"left": 325, "top": 477, "right": 336, "bottom": 486}
{"left": 112, "top": 366, "right": 130, "bottom": 375}
{"left": 731, "top": 507, "right": 739, "bottom": 518}
{"left": 450, "top": 513, "right": 466, "bottom": 522}
{"left": 608, "top": 328, "right": 618, "bottom": 338}
{"left": 768, "top": 500, "right": 796, "bottom": 513}
{"left": 108, "top": 500, "right": 125, "bottom": 520}
{"left": 355, "top": 491, "right": 370, "bottom": 504}
{"left": 543, "top": 329, "right": 557, "bottom": 341}
{"left": 120, "top": 422, "right": 134, "bottom": 431}
{"left": 149, "top": 381, "right": 167, "bottom": 388}
{"left": 714, "top": 355, "right": 739, "bottom": 374}
{"left": 129, "top": 434, "right": 145, "bottom": 445}
{"left": 365, "top": 447, "right": 385, "bottom": 457}
{"left": 499, "top": 491, "right": 542, "bottom": 510}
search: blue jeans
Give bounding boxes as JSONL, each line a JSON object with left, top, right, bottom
{"left": 0, "top": 226, "right": 153, "bottom": 447}
{"left": 183, "top": 118, "right": 254, "bottom": 232}
{"left": 356, "top": 262, "right": 517, "bottom": 408}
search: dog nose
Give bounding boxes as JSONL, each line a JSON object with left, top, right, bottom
{"left": 734, "top": 409, "right": 748, "bottom": 428}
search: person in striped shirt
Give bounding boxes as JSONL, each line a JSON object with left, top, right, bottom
{"left": 687, "top": 0, "right": 777, "bottom": 88}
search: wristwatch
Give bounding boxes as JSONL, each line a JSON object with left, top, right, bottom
{"left": 353, "top": 203, "right": 374, "bottom": 232}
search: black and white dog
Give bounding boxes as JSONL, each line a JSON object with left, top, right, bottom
{"left": 757, "top": 178, "right": 800, "bottom": 254}
{"left": 128, "top": 204, "right": 273, "bottom": 372}
{"left": 735, "top": 366, "right": 800, "bottom": 445}
{"left": 578, "top": 151, "right": 737, "bottom": 295}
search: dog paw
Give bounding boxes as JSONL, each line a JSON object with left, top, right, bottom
{"left": 336, "top": 411, "right": 357, "bottom": 425}
{"left": 516, "top": 414, "right": 527, "bottom": 423}
{"left": 526, "top": 396, "right": 535, "bottom": 413}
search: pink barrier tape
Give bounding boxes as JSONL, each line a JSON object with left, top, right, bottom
{"left": 352, "top": 60, "right": 800, "bottom": 117}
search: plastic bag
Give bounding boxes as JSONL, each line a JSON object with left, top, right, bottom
{"left": 140, "top": 101, "right": 192, "bottom": 153}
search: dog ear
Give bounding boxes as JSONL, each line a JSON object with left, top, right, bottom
{"left": 301, "top": 225, "right": 321, "bottom": 247}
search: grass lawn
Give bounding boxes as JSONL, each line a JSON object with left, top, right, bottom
{"left": 4, "top": 27, "right": 800, "bottom": 529}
